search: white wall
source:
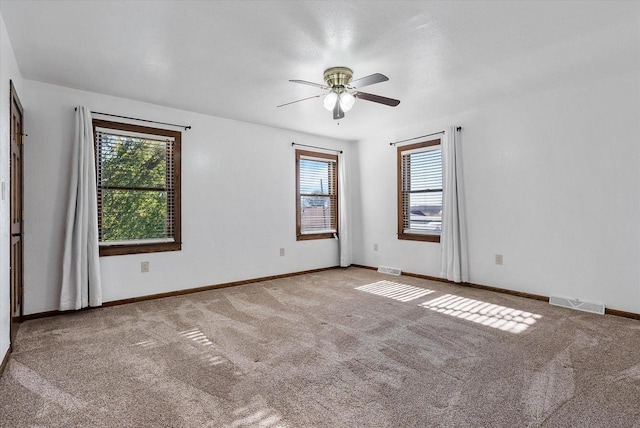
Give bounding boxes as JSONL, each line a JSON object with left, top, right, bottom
{"left": 13, "top": 38, "right": 640, "bottom": 319}
{"left": 22, "top": 80, "right": 351, "bottom": 315}
{"left": 0, "top": 12, "right": 23, "bottom": 357}
{"left": 353, "top": 70, "right": 640, "bottom": 314}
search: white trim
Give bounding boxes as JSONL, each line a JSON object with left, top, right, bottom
{"left": 301, "top": 229, "right": 337, "bottom": 235}
{"left": 100, "top": 237, "right": 176, "bottom": 246}
{"left": 401, "top": 142, "right": 442, "bottom": 156}
{"left": 403, "top": 229, "right": 441, "bottom": 235}
{"left": 95, "top": 127, "right": 174, "bottom": 142}
{"left": 300, "top": 154, "right": 337, "bottom": 163}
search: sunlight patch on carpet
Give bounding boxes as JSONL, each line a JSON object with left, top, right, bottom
{"left": 232, "top": 400, "right": 286, "bottom": 428}
{"left": 10, "top": 361, "right": 89, "bottom": 411}
{"left": 202, "top": 353, "right": 226, "bottom": 367}
{"left": 356, "top": 280, "right": 435, "bottom": 302}
{"left": 134, "top": 339, "right": 157, "bottom": 348}
{"left": 208, "top": 356, "right": 225, "bottom": 366}
{"left": 420, "top": 294, "right": 542, "bottom": 333}
{"left": 180, "top": 328, "right": 213, "bottom": 346}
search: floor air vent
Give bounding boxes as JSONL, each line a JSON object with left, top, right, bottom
{"left": 549, "top": 296, "right": 605, "bottom": 315}
{"left": 377, "top": 266, "right": 402, "bottom": 276}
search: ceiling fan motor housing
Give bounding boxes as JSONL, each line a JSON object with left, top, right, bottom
{"left": 324, "top": 67, "right": 353, "bottom": 91}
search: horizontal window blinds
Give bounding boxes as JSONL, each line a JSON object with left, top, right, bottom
{"left": 401, "top": 145, "right": 442, "bottom": 234}
{"left": 299, "top": 155, "right": 337, "bottom": 234}
{"left": 95, "top": 129, "right": 175, "bottom": 243}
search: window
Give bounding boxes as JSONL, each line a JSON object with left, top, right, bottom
{"left": 296, "top": 149, "right": 338, "bottom": 240}
{"left": 93, "top": 119, "right": 181, "bottom": 256}
{"left": 397, "top": 139, "right": 442, "bottom": 242}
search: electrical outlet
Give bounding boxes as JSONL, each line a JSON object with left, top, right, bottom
{"left": 495, "top": 254, "right": 503, "bottom": 265}
{"left": 279, "top": 248, "right": 285, "bottom": 257}
{"left": 141, "top": 261, "right": 150, "bottom": 272}
{"left": 373, "top": 243, "right": 378, "bottom": 252}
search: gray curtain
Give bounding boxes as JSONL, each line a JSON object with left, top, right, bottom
{"left": 60, "top": 106, "right": 102, "bottom": 310}
{"left": 338, "top": 152, "right": 351, "bottom": 267}
{"left": 440, "top": 126, "right": 469, "bottom": 283}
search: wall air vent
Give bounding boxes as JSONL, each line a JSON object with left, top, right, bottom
{"left": 549, "top": 296, "right": 605, "bottom": 315}
{"left": 377, "top": 266, "right": 402, "bottom": 276}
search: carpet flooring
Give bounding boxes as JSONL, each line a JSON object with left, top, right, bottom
{"left": 0, "top": 267, "right": 639, "bottom": 427}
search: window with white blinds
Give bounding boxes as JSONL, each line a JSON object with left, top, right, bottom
{"left": 397, "top": 139, "right": 442, "bottom": 242}
{"left": 93, "top": 119, "right": 181, "bottom": 256}
{"left": 296, "top": 149, "right": 338, "bottom": 240}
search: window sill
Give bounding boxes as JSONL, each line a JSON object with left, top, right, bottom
{"left": 297, "top": 232, "right": 335, "bottom": 241}
{"left": 99, "top": 242, "right": 182, "bottom": 256}
{"left": 398, "top": 233, "right": 441, "bottom": 243}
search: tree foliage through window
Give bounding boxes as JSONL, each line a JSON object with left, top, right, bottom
{"left": 98, "top": 135, "right": 169, "bottom": 241}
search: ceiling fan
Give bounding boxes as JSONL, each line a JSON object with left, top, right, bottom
{"left": 277, "top": 66, "right": 400, "bottom": 120}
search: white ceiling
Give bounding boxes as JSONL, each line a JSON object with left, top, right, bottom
{"left": 1, "top": 1, "right": 638, "bottom": 141}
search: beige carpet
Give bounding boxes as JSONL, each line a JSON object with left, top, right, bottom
{"left": 1, "top": 267, "right": 639, "bottom": 427}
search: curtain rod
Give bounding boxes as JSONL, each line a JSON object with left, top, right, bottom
{"left": 390, "top": 127, "right": 462, "bottom": 146}
{"left": 291, "top": 142, "right": 343, "bottom": 154}
{"left": 74, "top": 108, "right": 191, "bottom": 130}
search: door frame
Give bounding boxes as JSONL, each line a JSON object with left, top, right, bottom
{"left": 9, "top": 80, "right": 24, "bottom": 348}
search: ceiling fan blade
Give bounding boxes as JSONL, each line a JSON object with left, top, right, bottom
{"left": 355, "top": 91, "right": 400, "bottom": 107}
{"left": 333, "top": 99, "right": 344, "bottom": 120}
{"left": 290, "top": 79, "right": 329, "bottom": 90}
{"left": 349, "top": 73, "right": 388, "bottom": 89}
{"left": 277, "top": 94, "right": 322, "bottom": 108}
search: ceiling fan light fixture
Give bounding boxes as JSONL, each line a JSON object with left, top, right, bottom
{"left": 323, "top": 91, "right": 338, "bottom": 111}
{"left": 339, "top": 91, "right": 355, "bottom": 112}
{"left": 281, "top": 67, "right": 400, "bottom": 118}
